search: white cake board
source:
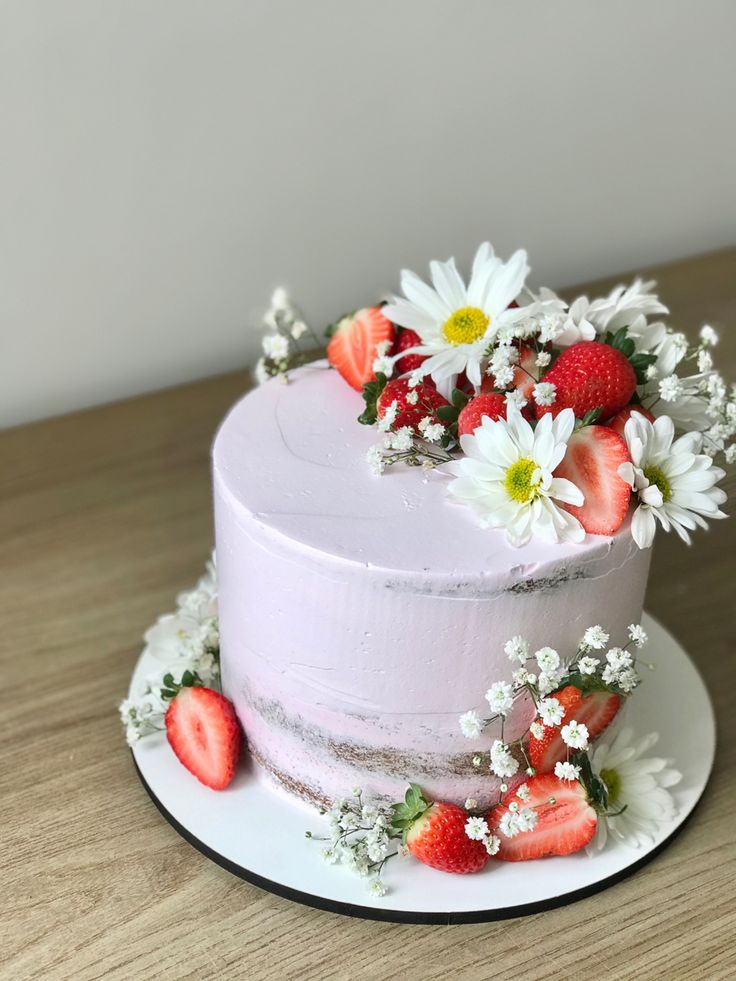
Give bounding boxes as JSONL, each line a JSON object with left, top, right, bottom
{"left": 129, "top": 613, "right": 716, "bottom": 923}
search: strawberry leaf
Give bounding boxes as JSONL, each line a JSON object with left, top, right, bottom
{"left": 571, "top": 750, "right": 610, "bottom": 815}
{"left": 358, "top": 373, "right": 388, "bottom": 425}
{"left": 603, "top": 326, "right": 658, "bottom": 385}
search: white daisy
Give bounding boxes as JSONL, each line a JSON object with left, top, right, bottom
{"left": 618, "top": 413, "right": 727, "bottom": 548}
{"left": 588, "top": 728, "right": 682, "bottom": 851}
{"left": 381, "top": 242, "right": 531, "bottom": 397}
{"left": 585, "top": 278, "right": 669, "bottom": 353}
{"left": 445, "top": 404, "right": 584, "bottom": 546}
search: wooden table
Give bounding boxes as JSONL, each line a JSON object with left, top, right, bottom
{"left": 3, "top": 251, "right": 735, "bottom": 981}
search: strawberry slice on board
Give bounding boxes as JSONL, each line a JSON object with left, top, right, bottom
{"left": 165, "top": 686, "right": 242, "bottom": 790}
{"left": 326, "top": 307, "right": 395, "bottom": 391}
{"left": 553, "top": 424, "right": 632, "bottom": 536}
{"left": 529, "top": 684, "right": 621, "bottom": 774}
{"left": 489, "top": 773, "right": 598, "bottom": 860}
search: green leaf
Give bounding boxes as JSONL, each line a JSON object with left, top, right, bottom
{"left": 578, "top": 407, "right": 602, "bottom": 428}
{"left": 572, "top": 750, "right": 609, "bottom": 814}
{"left": 436, "top": 404, "right": 459, "bottom": 423}
{"left": 160, "top": 687, "right": 178, "bottom": 700}
{"left": 451, "top": 388, "right": 470, "bottom": 410}
{"left": 163, "top": 673, "right": 174, "bottom": 686}
{"left": 357, "top": 373, "right": 388, "bottom": 426}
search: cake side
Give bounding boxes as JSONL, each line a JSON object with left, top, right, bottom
{"left": 214, "top": 367, "right": 652, "bottom": 807}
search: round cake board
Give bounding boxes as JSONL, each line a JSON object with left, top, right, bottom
{"left": 130, "top": 613, "right": 715, "bottom": 924}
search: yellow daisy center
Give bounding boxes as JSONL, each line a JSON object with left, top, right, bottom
{"left": 504, "top": 458, "right": 539, "bottom": 503}
{"left": 442, "top": 306, "right": 490, "bottom": 346}
{"left": 600, "top": 767, "right": 622, "bottom": 805}
{"left": 643, "top": 465, "right": 672, "bottom": 503}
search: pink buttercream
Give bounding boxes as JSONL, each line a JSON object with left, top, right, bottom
{"left": 213, "top": 362, "right": 651, "bottom": 806}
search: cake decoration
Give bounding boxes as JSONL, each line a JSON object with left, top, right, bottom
{"left": 121, "top": 241, "right": 729, "bottom": 904}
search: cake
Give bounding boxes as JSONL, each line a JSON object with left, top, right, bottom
{"left": 122, "top": 241, "right": 730, "bottom": 884}
{"left": 213, "top": 361, "right": 651, "bottom": 808}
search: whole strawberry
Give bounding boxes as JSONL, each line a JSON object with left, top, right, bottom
{"left": 359, "top": 376, "right": 448, "bottom": 432}
{"left": 607, "top": 403, "right": 655, "bottom": 437}
{"left": 391, "top": 784, "right": 489, "bottom": 873}
{"left": 457, "top": 393, "right": 507, "bottom": 437}
{"left": 392, "top": 328, "right": 428, "bottom": 375}
{"left": 535, "top": 341, "right": 637, "bottom": 422}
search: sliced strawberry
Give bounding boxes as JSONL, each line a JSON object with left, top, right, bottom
{"left": 529, "top": 684, "right": 621, "bottom": 773}
{"left": 391, "top": 785, "right": 489, "bottom": 874}
{"left": 510, "top": 343, "right": 539, "bottom": 401}
{"left": 165, "top": 686, "right": 241, "bottom": 790}
{"left": 535, "top": 341, "right": 637, "bottom": 421}
{"left": 608, "top": 403, "right": 656, "bottom": 438}
{"left": 457, "top": 393, "right": 507, "bottom": 437}
{"left": 490, "top": 774, "right": 597, "bottom": 860}
{"left": 376, "top": 377, "right": 449, "bottom": 432}
{"left": 327, "top": 306, "right": 395, "bottom": 391}
{"left": 392, "top": 328, "right": 427, "bottom": 375}
{"left": 553, "top": 425, "right": 631, "bottom": 535}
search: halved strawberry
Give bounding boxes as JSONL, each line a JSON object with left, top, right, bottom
{"left": 510, "top": 343, "right": 540, "bottom": 401}
{"left": 553, "top": 425, "right": 631, "bottom": 535}
{"left": 529, "top": 684, "right": 621, "bottom": 773}
{"left": 391, "top": 784, "right": 489, "bottom": 874}
{"left": 327, "top": 307, "right": 395, "bottom": 391}
{"left": 457, "top": 393, "right": 507, "bottom": 437}
{"left": 489, "top": 774, "right": 597, "bottom": 860}
{"left": 375, "top": 377, "right": 449, "bottom": 432}
{"left": 607, "top": 403, "right": 656, "bottom": 438}
{"left": 392, "top": 328, "right": 428, "bottom": 375}
{"left": 165, "top": 686, "right": 241, "bottom": 790}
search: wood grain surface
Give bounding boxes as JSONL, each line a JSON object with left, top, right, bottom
{"left": 2, "top": 250, "right": 735, "bottom": 981}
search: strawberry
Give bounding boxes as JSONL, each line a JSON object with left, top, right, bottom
{"left": 489, "top": 774, "right": 597, "bottom": 860}
{"left": 534, "top": 341, "right": 637, "bottom": 422}
{"left": 165, "top": 686, "right": 241, "bottom": 790}
{"left": 510, "top": 343, "right": 540, "bottom": 401}
{"left": 553, "top": 424, "right": 631, "bottom": 535}
{"left": 608, "top": 403, "right": 656, "bottom": 438}
{"left": 391, "top": 784, "right": 489, "bottom": 874}
{"left": 374, "top": 377, "right": 449, "bottom": 432}
{"left": 529, "top": 684, "right": 621, "bottom": 773}
{"left": 392, "top": 328, "right": 428, "bottom": 375}
{"left": 457, "top": 393, "right": 507, "bottom": 437}
{"left": 327, "top": 306, "right": 395, "bottom": 391}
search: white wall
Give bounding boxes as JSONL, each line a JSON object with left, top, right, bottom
{"left": 2, "top": 0, "right": 734, "bottom": 426}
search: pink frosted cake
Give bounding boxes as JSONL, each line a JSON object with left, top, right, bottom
{"left": 214, "top": 362, "right": 651, "bottom": 808}
{"left": 123, "top": 240, "right": 729, "bottom": 886}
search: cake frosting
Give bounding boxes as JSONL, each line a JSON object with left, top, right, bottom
{"left": 213, "top": 361, "right": 652, "bottom": 808}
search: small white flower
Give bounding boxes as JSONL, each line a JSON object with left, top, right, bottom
{"left": 554, "top": 761, "right": 581, "bottom": 781}
{"left": 535, "top": 646, "right": 560, "bottom": 674}
{"left": 377, "top": 400, "right": 398, "bottom": 432}
{"left": 699, "top": 324, "right": 719, "bottom": 347}
{"left": 418, "top": 416, "right": 445, "bottom": 443}
{"left": 583, "top": 625, "right": 609, "bottom": 650}
{"left": 697, "top": 350, "right": 714, "bottom": 374}
{"left": 262, "top": 333, "right": 290, "bottom": 360}
{"left": 322, "top": 848, "right": 339, "bottom": 864}
{"left": 589, "top": 728, "right": 682, "bottom": 852}
{"left": 498, "top": 811, "right": 522, "bottom": 838}
{"left": 538, "top": 697, "right": 564, "bottom": 727}
{"left": 512, "top": 667, "right": 534, "bottom": 686}
{"left": 726, "top": 444, "right": 736, "bottom": 464}
{"left": 484, "top": 834, "right": 501, "bottom": 855}
{"left": 529, "top": 721, "right": 545, "bottom": 740}
{"left": 407, "top": 369, "right": 423, "bottom": 387}
{"left": 517, "top": 807, "right": 538, "bottom": 832}
{"left": 385, "top": 426, "right": 414, "bottom": 452}
{"left": 368, "top": 878, "right": 387, "bottom": 897}
{"left": 291, "top": 319, "right": 308, "bottom": 339}
{"left": 254, "top": 357, "right": 270, "bottom": 384}
{"left": 578, "top": 655, "right": 600, "bottom": 675}
{"left": 535, "top": 351, "right": 552, "bottom": 368}
{"left": 406, "top": 389, "right": 419, "bottom": 405}
{"left": 516, "top": 783, "right": 530, "bottom": 801}
{"left": 658, "top": 375, "right": 684, "bottom": 403}
{"left": 628, "top": 624, "right": 648, "bottom": 648}
{"left": 465, "top": 816, "right": 490, "bottom": 841}
{"left": 561, "top": 720, "right": 589, "bottom": 750}
{"left": 465, "top": 798, "right": 478, "bottom": 811}
{"left": 365, "top": 445, "right": 385, "bottom": 475}
{"left": 617, "top": 668, "right": 639, "bottom": 693}
{"left": 490, "top": 740, "right": 519, "bottom": 778}
{"left": 537, "top": 672, "right": 559, "bottom": 697}
{"left": 504, "top": 635, "right": 529, "bottom": 663}
{"left": 372, "top": 355, "right": 394, "bottom": 375}
{"left": 459, "top": 709, "right": 483, "bottom": 739}
{"left": 472, "top": 755, "right": 482, "bottom": 767}
{"left": 486, "top": 681, "right": 514, "bottom": 717}
{"left": 361, "top": 804, "right": 377, "bottom": 824}
{"left": 532, "top": 381, "right": 557, "bottom": 406}
{"left": 606, "top": 647, "right": 632, "bottom": 671}
{"left": 505, "top": 388, "right": 528, "bottom": 410}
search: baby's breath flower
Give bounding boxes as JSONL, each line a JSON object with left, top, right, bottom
{"left": 538, "top": 697, "right": 564, "bottom": 727}
{"left": 459, "top": 710, "right": 483, "bottom": 739}
{"left": 486, "top": 681, "right": 514, "bottom": 717}
{"left": 532, "top": 381, "right": 557, "bottom": 406}
{"left": 516, "top": 783, "right": 530, "bottom": 801}
{"left": 700, "top": 324, "right": 719, "bottom": 347}
{"left": 406, "top": 389, "right": 419, "bottom": 405}
{"left": 504, "top": 635, "right": 529, "bottom": 663}
{"left": 627, "top": 624, "right": 648, "bottom": 648}
{"left": 366, "top": 445, "right": 385, "bottom": 475}
{"left": 368, "top": 878, "right": 387, "bottom": 897}
{"left": 606, "top": 647, "right": 632, "bottom": 671}
{"left": 658, "top": 374, "right": 684, "bottom": 402}
{"left": 583, "top": 625, "right": 609, "bottom": 650}
{"left": 561, "top": 720, "right": 589, "bottom": 750}
{"left": 484, "top": 834, "right": 501, "bottom": 856}
{"left": 464, "top": 798, "right": 478, "bottom": 811}
{"left": 465, "top": 816, "right": 490, "bottom": 841}
{"left": 535, "top": 646, "right": 560, "bottom": 674}
{"left": 555, "top": 761, "right": 581, "bottom": 781}
{"left": 578, "top": 655, "right": 600, "bottom": 675}
{"left": 530, "top": 720, "right": 545, "bottom": 740}
{"left": 490, "top": 740, "right": 519, "bottom": 778}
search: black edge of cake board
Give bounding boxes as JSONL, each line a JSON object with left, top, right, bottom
{"left": 132, "top": 753, "right": 710, "bottom": 926}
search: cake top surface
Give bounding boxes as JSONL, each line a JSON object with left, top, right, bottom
{"left": 213, "top": 361, "right": 625, "bottom": 577}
